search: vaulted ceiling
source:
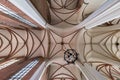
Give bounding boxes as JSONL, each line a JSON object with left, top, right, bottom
{"left": 0, "top": 0, "right": 120, "bottom": 80}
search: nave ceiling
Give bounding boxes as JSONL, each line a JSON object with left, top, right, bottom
{"left": 0, "top": 0, "right": 120, "bottom": 80}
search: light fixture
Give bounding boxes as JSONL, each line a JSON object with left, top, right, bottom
{"left": 64, "top": 49, "right": 78, "bottom": 64}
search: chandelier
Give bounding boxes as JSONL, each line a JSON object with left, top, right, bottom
{"left": 64, "top": 49, "right": 78, "bottom": 64}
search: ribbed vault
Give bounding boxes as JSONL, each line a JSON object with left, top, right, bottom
{"left": 0, "top": 0, "right": 120, "bottom": 80}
